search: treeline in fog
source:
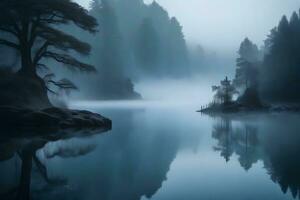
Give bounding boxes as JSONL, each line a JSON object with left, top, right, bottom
{"left": 221, "top": 10, "right": 300, "bottom": 106}
{"left": 261, "top": 11, "right": 300, "bottom": 102}
{"left": 0, "top": 0, "right": 191, "bottom": 102}
{"left": 64, "top": 0, "right": 190, "bottom": 100}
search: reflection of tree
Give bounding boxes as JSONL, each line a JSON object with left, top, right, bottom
{"left": 89, "top": 129, "right": 180, "bottom": 200}
{"left": 212, "top": 117, "right": 233, "bottom": 162}
{"left": 262, "top": 119, "right": 300, "bottom": 199}
{"left": 265, "top": 153, "right": 300, "bottom": 199}
{"left": 1, "top": 109, "right": 182, "bottom": 200}
{"left": 0, "top": 128, "right": 108, "bottom": 200}
{"left": 212, "top": 115, "right": 300, "bottom": 199}
{"left": 235, "top": 125, "right": 259, "bottom": 171}
{"left": 212, "top": 116, "right": 259, "bottom": 170}
{"left": 0, "top": 139, "right": 67, "bottom": 200}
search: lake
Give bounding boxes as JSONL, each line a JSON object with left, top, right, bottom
{"left": 0, "top": 102, "right": 300, "bottom": 200}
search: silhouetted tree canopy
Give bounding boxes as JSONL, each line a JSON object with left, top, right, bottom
{"left": 93, "top": 0, "right": 124, "bottom": 78}
{"left": 0, "top": 0, "right": 98, "bottom": 78}
{"left": 113, "top": 0, "right": 189, "bottom": 77}
{"left": 213, "top": 77, "right": 238, "bottom": 105}
{"left": 167, "top": 17, "right": 189, "bottom": 76}
{"left": 233, "top": 11, "right": 300, "bottom": 103}
{"left": 74, "top": 0, "right": 141, "bottom": 100}
{"left": 233, "top": 38, "right": 260, "bottom": 89}
{"left": 135, "top": 18, "right": 160, "bottom": 70}
{"left": 65, "top": 0, "right": 189, "bottom": 99}
{"left": 260, "top": 11, "right": 300, "bottom": 102}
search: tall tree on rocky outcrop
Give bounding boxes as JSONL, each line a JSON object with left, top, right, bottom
{"left": 0, "top": 0, "right": 97, "bottom": 79}
{"left": 234, "top": 38, "right": 260, "bottom": 89}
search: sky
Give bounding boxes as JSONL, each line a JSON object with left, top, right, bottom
{"left": 76, "top": 0, "right": 300, "bottom": 54}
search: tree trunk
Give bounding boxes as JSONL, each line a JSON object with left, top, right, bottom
{"left": 18, "top": 47, "right": 36, "bottom": 77}
{"left": 16, "top": 47, "right": 52, "bottom": 108}
{"left": 17, "top": 151, "right": 33, "bottom": 200}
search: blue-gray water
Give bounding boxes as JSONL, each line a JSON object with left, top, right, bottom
{"left": 1, "top": 103, "right": 300, "bottom": 200}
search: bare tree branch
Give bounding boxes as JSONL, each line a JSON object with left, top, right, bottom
{"left": 0, "top": 38, "right": 19, "bottom": 49}
{"left": 33, "top": 41, "right": 50, "bottom": 66}
{"left": 43, "top": 51, "right": 96, "bottom": 72}
{"left": 48, "top": 79, "right": 78, "bottom": 90}
{"left": 0, "top": 27, "right": 18, "bottom": 37}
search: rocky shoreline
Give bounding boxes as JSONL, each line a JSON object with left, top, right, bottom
{"left": 0, "top": 106, "right": 112, "bottom": 134}
{"left": 198, "top": 103, "right": 300, "bottom": 114}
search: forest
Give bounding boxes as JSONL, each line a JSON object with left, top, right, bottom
{"left": 54, "top": 0, "right": 190, "bottom": 100}
{"left": 0, "top": 0, "right": 300, "bottom": 121}
{"left": 202, "top": 10, "right": 300, "bottom": 112}
{"left": 0, "top": 0, "right": 191, "bottom": 104}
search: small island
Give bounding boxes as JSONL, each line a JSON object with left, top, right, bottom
{"left": 199, "top": 37, "right": 300, "bottom": 114}
{"left": 199, "top": 76, "right": 267, "bottom": 114}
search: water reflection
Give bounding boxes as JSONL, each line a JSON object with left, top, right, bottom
{"left": 212, "top": 114, "right": 300, "bottom": 199}
{"left": 0, "top": 109, "right": 192, "bottom": 200}
{"left": 78, "top": 109, "right": 182, "bottom": 200}
{"left": 2, "top": 108, "right": 300, "bottom": 200}
{"left": 0, "top": 128, "right": 110, "bottom": 200}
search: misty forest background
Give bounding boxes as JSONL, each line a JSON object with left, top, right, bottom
{"left": 1, "top": 0, "right": 300, "bottom": 104}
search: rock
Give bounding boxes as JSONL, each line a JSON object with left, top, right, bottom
{"left": 198, "top": 101, "right": 268, "bottom": 114}
{"left": 270, "top": 104, "right": 300, "bottom": 112}
{"left": 0, "top": 106, "right": 112, "bottom": 134}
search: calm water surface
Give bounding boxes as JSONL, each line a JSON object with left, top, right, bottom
{"left": 1, "top": 103, "right": 300, "bottom": 200}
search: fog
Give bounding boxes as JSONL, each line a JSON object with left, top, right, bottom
{"left": 1, "top": 0, "right": 300, "bottom": 108}
{"left": 66, "top": 0, "right": 300, "bottom": 106}
{"left": 77, "top": 0, "right": 300, "bottom": 53}
{"left": 51, "top": 0, "right": 300, "bottom": 106}
{"left": 70, "top": 76, "right": 215, "bottom": 110}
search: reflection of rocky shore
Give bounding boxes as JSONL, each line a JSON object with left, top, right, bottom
{"left": 0, "top": 127, "right": 110, "bottom": 200}
{"left": 212, "top": 114, "right": 300, "bottom": 199}
{"left": 0, "top": 109, "right": 188, "bottom": 200}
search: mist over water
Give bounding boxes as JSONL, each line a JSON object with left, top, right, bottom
{"left": 1, "top": 1, "right": 300, "bottom": 200}
{"left": 70, "top": 76, "right": 218, "bottom": 110}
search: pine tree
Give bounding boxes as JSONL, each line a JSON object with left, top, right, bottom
{"left": 135, "top": 18, "right": 160, "bottom": 71}
{"left": 0, "top": 0, "right": 97, "bottom": 77}
{"left": 261, "top": 13, "right": 300, "bottom": 102}
{"left": 213, "top": 77, "right": 238, "bottom": 105}
{"left": 167, "top": 17, "right": 189, "bottom": 76}
{"left": 0, "top": 0, "right": 98, "bottom": 97}
{"left": 234, "top": 38, "right": 260, "bottom": 89}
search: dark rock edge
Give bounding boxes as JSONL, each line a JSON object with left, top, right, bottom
{"left": 0, "top": 106, "right": 112, "bottom": 133}
{"left": 197, "top": 103, "right": 300, "bottom": 115}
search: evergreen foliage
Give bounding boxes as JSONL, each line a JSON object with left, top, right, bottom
{"left": 261, "top": 11, "right": 300, "bottom": 102}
